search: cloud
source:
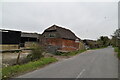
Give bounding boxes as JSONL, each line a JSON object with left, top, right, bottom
{"left": 2, "top": 2, "right": 118, "bottom": 40}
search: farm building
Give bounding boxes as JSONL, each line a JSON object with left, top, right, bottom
{"left": 0, "top": 29, "right": 21, "bottom": 51}
{"left": 20, "top": 32, "right": 40, "bottom": 48}
{"left": 40, "top": 25, "right": 82, "bottom": 53}
{"left": 83, "top": 39, "right": 99, "bottom": 49}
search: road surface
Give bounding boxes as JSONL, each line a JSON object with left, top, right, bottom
{"left": 17, "top": 47, "right": 118, "bottom": 78}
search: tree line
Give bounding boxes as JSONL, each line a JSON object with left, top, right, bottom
{"left": 95, "top": 28, "right": 120, "bottom": 48}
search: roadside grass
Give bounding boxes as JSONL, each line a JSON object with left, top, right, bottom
{"left": 114, "top": 47, "right": 120, "bottom": 59}
{"left": 118, "top": 50, "right": 120, "bottom": 59}
{"left": 55, "top": 47, "right": 107, "bottom": 56}
{"left": 0, "top": 68, "right": 2, "bottom": 80}
{"left": 55, "top": 49, "right": 86, "bottom": 56}
{"left": 114, "top": 47, "right": 119, "bottom": 52}
{"left": 88, "top": 46, "right": 107, "bottom": 50}
{"left": 2, "top": 57, "right": 58, "bottom": 79}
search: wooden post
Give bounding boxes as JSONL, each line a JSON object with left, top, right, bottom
{"left": 16, "top": 52, "right": 21, "bottom": 64}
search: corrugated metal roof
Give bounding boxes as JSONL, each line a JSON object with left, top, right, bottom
{"left": 21, "top": 32, "right": 40, "bottom": 39}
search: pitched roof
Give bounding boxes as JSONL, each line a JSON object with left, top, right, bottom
{"left": 21, "top": 32, "right": 40, "bottom": 39}
{"left": 0, "top": 29, "right": 21, "bottom": 33}
{"left": 45, "top": 25, "right": 80, "bottom": 40}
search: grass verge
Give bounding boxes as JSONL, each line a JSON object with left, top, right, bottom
{"left": 114, "top": 47, "right": 119, "bottom": 52}
{"left": 2, "top": 57, "right": 57, "bottom": 79}
{"left": 55, "top": 46, "right": 108, "bottom": 56}
{"left": 114, "top": 47, "right": 120, "bottom": 59}
{"left": 89, "top": 46, "right": 107, "bottom": 50}
{"left": 55, "top": 49, "right": 86, "bottom": 56}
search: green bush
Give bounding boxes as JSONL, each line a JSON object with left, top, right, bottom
{"left": 55, "top": 51, "right": 67, "bottom": 56}
{"left": 114, "top": 47, "right": 118, "bottom": 52}
{"left": 2, "top": 57, "right": 57, "bottom": 79}
{"left": 27, "top": 45, "right": 45, "bottom": 61}
{"left": 55, "top": 51, "right": 64, "bottom": 55}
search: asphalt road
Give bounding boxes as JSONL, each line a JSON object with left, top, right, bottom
{"left": 17, "top": 47, "right": 118, "bottom": 78}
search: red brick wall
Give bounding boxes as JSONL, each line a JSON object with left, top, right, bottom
{"left": 61, "top": 39, "right": 79, "bottom": 51}
{"left": 46, "top": 38, "right": 62, "bottom": 48}
{"left": 41, "top": 38, "right": 79, "bottom": 52}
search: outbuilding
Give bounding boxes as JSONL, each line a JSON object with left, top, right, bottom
{"left": 20, "top": 32, "right": 40, "bottom": 48}
{"left": 0, "top": 29, "right": 21, "bottom": 51}
{"left": 40, "top": 25, "right": 80, "bottom": 53}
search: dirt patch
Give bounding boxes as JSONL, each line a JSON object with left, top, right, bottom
{"left": 2, "top": 50, "right": 31, "bottom": 67}
{"left": 44, "top": 53, "right": 71, "bottom": 61}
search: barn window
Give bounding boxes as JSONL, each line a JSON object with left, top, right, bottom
{"left": 75, "top": 38, "right": 80, "bottom": 43}
{"left": 49, "top": 34, "right": 56, "bottom": 38}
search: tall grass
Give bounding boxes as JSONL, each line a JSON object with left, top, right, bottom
{"left": 114, "top": 47, "right": 120, "bottom": 59}
{"left": 27, "top": 45, "right": 45, "bottom": 61}
{"left": 117, "top": 49, "right": 120, "bottom": 59}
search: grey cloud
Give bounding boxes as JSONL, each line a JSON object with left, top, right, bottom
{"left": 2, "top": 2, "right": 118, "bottom": 40}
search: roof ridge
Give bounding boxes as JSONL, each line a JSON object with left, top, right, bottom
{"left": 44, "top": 25, "right": 80, "bottom": 40}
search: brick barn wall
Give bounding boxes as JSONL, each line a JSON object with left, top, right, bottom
{"left": 41, "top": 38, "right": 79, "bottom": 52}
{"left": 43, "top": 38, "right": 62, "bottom": 48}
{"left": 61, "top": 39, "right": 79, "bottom": 51}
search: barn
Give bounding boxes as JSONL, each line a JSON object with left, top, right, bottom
{"left": 83, "top": 39, "right": 100, "bottom": 49}
{"left": 20, "top": 32, "right": 40, "bottom": 48}
{"left": 40, "top": 25, "right": 81, "bottom": 53}
{"left": 0, "top": 29, "right": 21, "bottom": 51}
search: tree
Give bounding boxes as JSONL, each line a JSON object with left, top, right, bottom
{"left": 114, "top": 29, "right": 120, "bottom": 49}
{"left": 111, "top": 35, "right": 117, "bottom": 47}
{"left": 111, "top": 29, "right": 120, "bottom": 47}
{"left": 113, "top": 28, "right": 120, "bottom": 59}
{"left": 114, "top": 29, "right": 120, "bottom": 39}
{"left": 97, "top": 36, "right": 110, "bottom": 47}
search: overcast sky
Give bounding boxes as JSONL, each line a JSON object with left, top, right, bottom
{"left": 2, "top": 2, "right": 118, "bottom": 40}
